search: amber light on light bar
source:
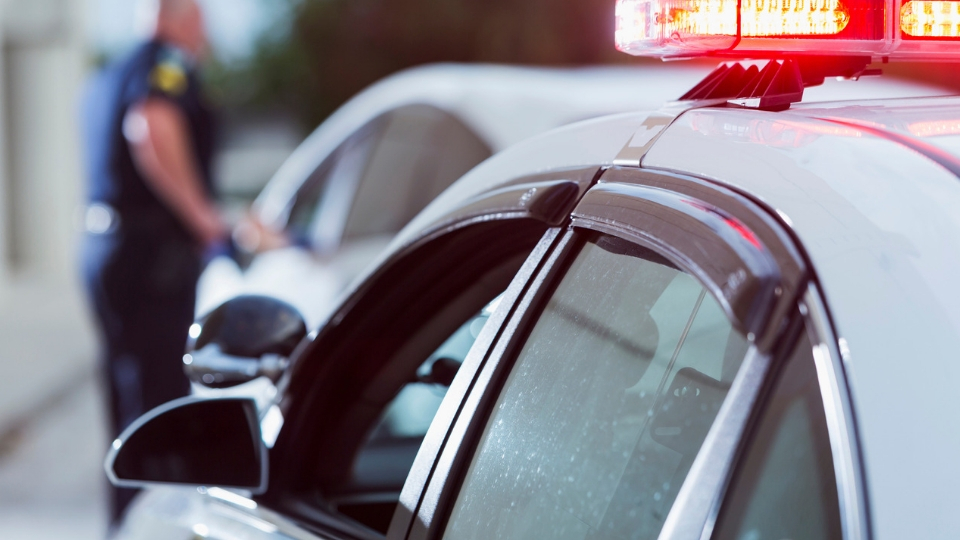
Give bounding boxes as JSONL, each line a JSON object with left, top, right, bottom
{"left": 616, "top": 0, "right": 854, "bottom": 55}
{"left": 616, "top": 0, "right": 960, "bottom": 57}
{"left": 901, "top": 1, "right": 960, "bottom": 37}
{"left": 666, "top": 0, "right": 852, "bottom": 37}
{"left": 742, "top": 0, "right": 850, "bottom": 35}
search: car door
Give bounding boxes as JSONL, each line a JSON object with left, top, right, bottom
{"left": 246, "top": 168, "right": 601, "bottom": 538}
{"left": 394, "top": 168, "right": 865, "bottom": 540}
{"left": 119, "top": 167, "right": 598, "bottom": 540}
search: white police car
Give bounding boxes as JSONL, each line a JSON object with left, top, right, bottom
{"left": 108, "top": 3, "right": 960, "bottom": 539}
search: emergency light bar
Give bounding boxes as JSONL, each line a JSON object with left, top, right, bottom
{"left": 616, "top": 0, "right": 960, "bottom": 57}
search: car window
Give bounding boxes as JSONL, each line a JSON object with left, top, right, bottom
{"left": 290, "top": 219, "right": 551, "bottom": 535}
{"left": 348, "top": 297, "right": 500, "bottom": 494}
{"left": 711, "top": 331, "right": 842, "bottom": 540}
{"left": 284, "top": 121, "right": 381, "bottom": 242}
{"left": 443, "top": 234, "right": 749, "bottom": 540}
{"left": 341, "top": 105, "right": 491, "bottom": 242}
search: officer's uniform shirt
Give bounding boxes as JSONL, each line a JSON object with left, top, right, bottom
{"left": 80, "top": 39, "right": 217, "bottom": 436}
{"left": 82, "top": 39, "right": 215, "bottom": 242}
{"left": 81, "top": 38, "right": 220, "bottom": 526}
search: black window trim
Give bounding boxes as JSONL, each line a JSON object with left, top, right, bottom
{"left": 590, "top": 167, "right": 809, "bottom": 354}
{"left": 407, "top": 168, "right": 809, "bottom": 540}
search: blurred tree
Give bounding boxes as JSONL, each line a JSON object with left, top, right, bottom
{"left": 207, "top": 0, "right": 637, "bottom": 133}
{"left": 206, "top": 0, "right": 960, "bottom": 135}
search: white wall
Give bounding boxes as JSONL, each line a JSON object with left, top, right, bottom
{"left": 5, "top": 46, "right": 86, "bottom": 281}
{"left": 0, "top": 0, "right": 97, "bottom": 425}
{"left": 1, "top": 0, "right": 86, "bottom": 282}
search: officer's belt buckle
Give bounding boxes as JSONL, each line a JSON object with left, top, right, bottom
{"left": 85, "top": 203, "right": 120, "bottom": 234}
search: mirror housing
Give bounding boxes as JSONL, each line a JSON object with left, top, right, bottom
{"left": 184, "top": 295, "right": 307, "bottom": 388}
{"left": 105, "top": 397, "right": 267, "bottom": 493}
{"left": 415, "top": 357, "right": 462, "bottom": 387}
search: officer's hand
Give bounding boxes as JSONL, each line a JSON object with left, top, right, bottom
{"left": 232, "top": 214, "right": 291, "bottom": 254}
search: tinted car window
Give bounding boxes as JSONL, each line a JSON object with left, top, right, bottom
{"left": 444, "top": 235, "right": 749, "bottom": 540}
{"left": 342, "top": 105, "right": 491, "bottom": 242}
{"left": 348, "top": 298, "right": 500, "bottom": 493}
{"left": 292, "top": 220, "right": 550, "bottom": 535}
{"left": 284, "top": 121, "right": 381, "bottom": 241}
{"left": 711, "top": 332, "right": 842, "bottom": 540}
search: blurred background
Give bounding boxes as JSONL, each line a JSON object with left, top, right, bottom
{"left": 0, "top": 0, "right": 956, "bottom": 537}
{"left": 0, "top": 0, "right": 628, "bottom": 537}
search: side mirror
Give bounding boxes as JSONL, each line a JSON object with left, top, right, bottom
{"left": 415, "top": 357, "right": 462, "bottom": 387}
{"left": 105, "top": 397, "right": 267, "bottom": 493}
{"left": 184, "top": 295, "right": 307, "bottom": 388}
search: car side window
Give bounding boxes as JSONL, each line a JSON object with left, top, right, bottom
{"left": 284, "top": 119, "right": 382, "bottom": 241}
{"left": 346, "top": 298, "right": 499, "bottom": 494}
{"left": 288, "top": 219, "right": 553, "bottom": 535}
{"left": 341, "top": 105, "right": 492, "bottom": 242}
{"left": 443, "top": 234, "right": 749, "bottom": 540}
{"left": 711, "top": 331, "right": 842, "bottom": 540}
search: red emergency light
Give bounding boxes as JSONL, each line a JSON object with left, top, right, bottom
{"left": 615, "top": 0, "right": 960, "bottom": 57}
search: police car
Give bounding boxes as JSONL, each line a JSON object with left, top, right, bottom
{"left": 108, "top": 3, "right": 960, "bottom": 539}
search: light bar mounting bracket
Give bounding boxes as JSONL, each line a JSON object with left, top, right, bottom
{"left": 680, "top": 56, "right": 876, "bottom": 111}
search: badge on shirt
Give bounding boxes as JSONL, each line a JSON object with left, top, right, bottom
{"left": 150, "top": 60, "right": 189, "bottom": 96}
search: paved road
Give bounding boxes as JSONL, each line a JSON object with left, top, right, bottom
{"left": 0, "top": 372, "right": 108, "bottom": 539}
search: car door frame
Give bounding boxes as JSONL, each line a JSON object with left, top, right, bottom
{"left": 396, "top": 166, "right": 867, "bottom": 540}
{"left": 258, "top": 166, "right": 603, "bottom": 538}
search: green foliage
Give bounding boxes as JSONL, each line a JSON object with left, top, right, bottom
{"left": 208, "top": 0, "right": 636, "bottom": 133}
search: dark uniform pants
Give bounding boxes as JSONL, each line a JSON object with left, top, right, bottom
{"left": 82, "top": 228, "right": 199, "bottom": 522}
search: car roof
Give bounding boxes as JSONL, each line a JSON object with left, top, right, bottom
{"left": 254, "top": 63, "right": 947, "bottom": 225}
{"left": 254, "top": 62, "right": 721, "bottom": 224}
{"left": 376, "top": 87, "right": 960, "bottom": 539}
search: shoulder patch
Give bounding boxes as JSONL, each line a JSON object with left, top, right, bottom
{"left": 150, "top": 61, "right": 188, "bottom": 96}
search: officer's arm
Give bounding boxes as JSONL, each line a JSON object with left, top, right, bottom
{"left": 125, "top": 98, "right": 224, "bottom": 246}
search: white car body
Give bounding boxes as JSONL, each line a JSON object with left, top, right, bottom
{"left": 119, "top": 67, "right": 957, "bottom": 540}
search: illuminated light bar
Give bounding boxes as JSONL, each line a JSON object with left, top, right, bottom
{"left": 616, "top": 0, "right": 856, "bottom": 55}
{"left": 615, "top": 0, "right": 737, "bottom": 54}
{"left": 901, "top": 1, "right": 960, "bottom": 37}
{"left": 615, "top": 0, "right": 960, "bottom": 57}
{"left": 669, "top": 0, "right": 737, "bottom": 38}
{"left": 743, "top": 0, "right": 849, "bottom": 36}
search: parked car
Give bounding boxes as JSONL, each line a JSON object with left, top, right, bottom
{"left": 108, "top": 14, "right": 960, "bottom": 540}
{"left": 196, "top": 62, "right": 718, "bottom": 327}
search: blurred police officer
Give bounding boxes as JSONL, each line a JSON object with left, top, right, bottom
{"left": 80, "top": 0, "right": 224, "bottom": 524}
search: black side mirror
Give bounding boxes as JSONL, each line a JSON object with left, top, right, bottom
{"left": 105, "top": 397, "right": 267, "bottom": 493}
{"left": 416, "top": 357, "right": 462, "bottom": 387}
{"left": 184, "top": 295, "right": 307, "bottom": 388}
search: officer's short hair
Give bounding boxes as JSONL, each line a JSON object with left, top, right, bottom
{"left": 135, "top": 0, "right": 195, "bottom": 35}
